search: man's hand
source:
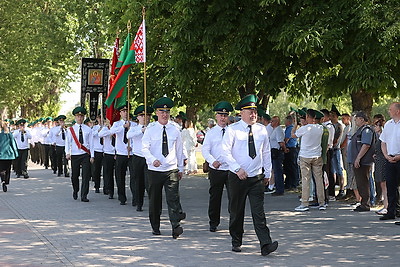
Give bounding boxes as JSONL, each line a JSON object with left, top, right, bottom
{"left": 354, "top": 158, "right": 361, "bottom": 168}
{"left": 236, "top": 168, "right": 248, "bottom": 180}
{"left": 124, "top": 121, "right": 130, "bottom": 128}
{"left": 212, "top": 161, "right": 221, "bottom": 169}
{"left": 90, "top": 157, "right": 95, "bottom": 164}
{"left": 66, "top": 154, "right": 71, "bottom": 161}
{"left": 178, "top": 172, "right": 183, "bottom": 180}
{"left": 153, "top": 160, "right": 161, "bottom": 167}
{"left": 264, "top": 177, "right": 271, "bottom": 185}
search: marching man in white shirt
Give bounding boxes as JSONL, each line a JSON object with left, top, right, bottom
{"left": 202, "top": 101, "right": 233, "bottom": 232}
{"left": 222, "top": 94, "right": 278, "bottom": 256}
{"left": 13, "top": 119, "right": 32, "bottom": 178}
{"left": 127, "top": 104, "right": 154, "bottom": 212}
{"left": 142, "top": 97, "right": 185, "bottom": 239}
{"left": 65, "top": 107, "right": 94, "bottom": 202}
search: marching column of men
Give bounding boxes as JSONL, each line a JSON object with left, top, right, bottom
{"left": 4, "top": 94, "right": 280, "bottom": 256}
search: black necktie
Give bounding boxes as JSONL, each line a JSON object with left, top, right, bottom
{"left": 111, "top": 135, "right": 116, "bottom": 147}
{"left": 79, "top": 125, "right": 84, "bottom": 144}
{"left": 162, "top": 126, "right": 169, "bottom": 157}
{"left": 123, "top": 124, "right": 128, "bottom": 144}
{"left": 100, "top": 137, "right": 104, "bottom": 145}
{"left": 248, "top": 125, "right": 256, "bottom": 159}
{"left": 21, "top": 132, "right": 24, "bottom": 142}
{"left": 222, "top": 128, "right": 225, "bottom": 137}
{"left": 62, "top": 128, "right": 65, "bottom": 140}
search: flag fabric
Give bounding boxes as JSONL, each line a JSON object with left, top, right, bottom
{"left": 104, "top": 33, "right": 135, "bottom": 108}
{"left": 104, "top": 20, "right": 146, "bottom": 109}
{"left": 106, "top": 37, "right": 120, "bottom": 124}
{"left": 133, "top": 20, "right": 146, "bottom": 63}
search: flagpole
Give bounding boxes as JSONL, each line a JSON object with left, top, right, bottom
{"left": 142, "top": 7, "right": 148, "bottom": 126}
{"left": 127, "top": 20, "right": 132, "bottom": 158}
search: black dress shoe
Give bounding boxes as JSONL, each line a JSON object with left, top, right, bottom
{"left": 395, "top": 221, "right": 400, "bottom": 225}
{"left": 232, "top": 246, "right": 241, "bottom": 252}
{"left": 23, "top": 174, "right": 29, "bottom": 179}
{"left": 57, "top": 174, "right": 62, "bottom": 177}
{"left": 210, "top": 226, "right": 217, "bottom": 232}
{"left": 2, "top": 183, "right": 7, "bottom": 192}
{"left": 109, "top": 195, "right": 114, "bottom": 199}
{"left": 380, "top": 214, "right": 395, "bottom": 220}
{"left": 120, "top": 202, "right": 126, "bottom": 205}
{"left": 136, "top": 206, "right": 143, "bottom": 212}
{"left": 65, "top": 174, "right": 70, "bottom": 177}
{"left": 353, "top": 206, "right": 370, "bottom": 212}
{"left": 16, "top": 175, "right": 20, "bottom": 178}
{"left": 178, "top": 212, "right": 186, "bottom": 221}
{"left": 172, "top": 226, "right": 183, "bottom": 239}
{"left": 152, "top": 229, "right": 161, "bottom": 235}
{"left": 53, "top": 170, "right": 57, "bottom": 174}
{"left": 261, "top": 241, "right": 278, "bottom": 256}
{"left": 73, "top": 192, "right": 78, "bottom": 200}
{"left": 132, "top": 202, "right": 137, "bottom": 207}
{"left": 103, "top": 189, "right": 108, "bottom": 195}
{"left": 81, "top": 198, "right": 89, "bottom": 202}
{"left": 95, "top": 188, "right": 100, "bottom": 193}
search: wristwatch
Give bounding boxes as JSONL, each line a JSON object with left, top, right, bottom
{"left": 234, "top": 168, "right": 240, "bottom": 173}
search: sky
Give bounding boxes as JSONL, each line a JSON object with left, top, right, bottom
{"left": 59, "top": 81, "right": 81, "bottom": 115}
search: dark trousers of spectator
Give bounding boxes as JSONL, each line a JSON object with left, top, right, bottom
{"left": 15, "top": 149, "right": 29, "bottom": 176}
{"left": 0, "top": 160, "right": 12, "bottom": 184}
{"left": 56, "top": 146, "right": 69, "bottom": 176}
{"left": 283, "top": 147, "right": 299, "bottom": 189}
{"left": 91, "top": 151, "right": 104, "bottom": 191}
{"left": 70, "top": 154, "right": 91, "bottom": 200}
{"left": 354, "top": 165, "right": 372, "bottom": 209}
{"left": 115, "top": 154, "right": 134, "bottom": 204}
{"left": 132, "top": 155, "right": 147, "bottom": 209}
{"left": 147, "top": 169, "right": 181, "bottom": 231}
{"left": 208, "top": 168, "right": 230, "bottom": 229}
{"left": 272, "top": 149, "right": 285, "bottom": 194}
{"left": 38, "top": 142, "right": 45, "bottom": 166}
{"left": 102, "top": 153, "right": 115, "bottom": 197}
{"left": 327, "top": 149, "right": 336, "bottom": 197}
{"left": 228, "top": 172, "right": 273, "bottom": 248}
{"left": 385, "top": 160, "right": 400, "bottom": 217}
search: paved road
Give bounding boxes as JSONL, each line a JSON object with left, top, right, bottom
{"left": 0, "top": 163, "right": 399, "bottom": 266}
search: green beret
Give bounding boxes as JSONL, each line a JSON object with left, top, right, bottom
{"left": 58, "top": 115, "right": 67, "bottom": 121}
{"left": 17, "top": 119, "right": 27, "bottom": 125}
{"left": 134, "top": 105, "right": 154, "bottom": 115}
{"left": 152, "top": 115, "right": 158, "bottom": 121}
{"left": 72, "top": 106, "right": 87, "bottom": 116}
{"left": 53, "top": 116, "right": 59, "bottom": 122}
{"left": 298, "top": 109, "right": 307, "bottom": 117}
{"left": 116, "top": 102, "right": 132, "bottom": 111}
{"left": 263, "top": 114, "right": 272, "bottom": 120}
{"left": 10, "top": 120, "right": 15, "bottom": 125}
{"left": 45, "top": 116, "right": 53, "bottom": 122}
{"left": 84, "top": 118, "right": 91, "bottom": 124}
{"left": 235, "top": 94, "right": 258, "bottom": 110}
{"left": 315, "top": 110, "right": 325, "bottom": 120}
{"left": 153, "top": 97, "right": 174, "bottom": 111}
{"left": 331, "top": 104, "right": 341, "bottom": 116}
{"left": 71, "top": 120, "right": 76, "bottom": 125}
{"left": 213, "top": 101, "right": 233, "bottom": 114}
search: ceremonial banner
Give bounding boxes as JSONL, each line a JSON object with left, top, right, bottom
{"left": 81, "top": 58, "right": 110, "bottom": 121}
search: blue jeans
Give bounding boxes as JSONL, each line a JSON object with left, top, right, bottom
{"left": 331, "top": 148, "right": 343, "bottom": 176}
{"left": 272, "top": 149, "right": 285, "bottom": 194}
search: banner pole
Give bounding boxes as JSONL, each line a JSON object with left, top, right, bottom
{"left": 142, "top": 7, "right": 148, "bottom": 126}
{"left": 127, "top": 20, "right": 131, "bottom": 158}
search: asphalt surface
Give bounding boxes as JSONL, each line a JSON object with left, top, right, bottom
{"left": 0, "top": 163, "right": 399, "bottom": 266}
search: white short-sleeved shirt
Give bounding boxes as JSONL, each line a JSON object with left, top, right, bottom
{"left": 380, "top": 119, "right": 400, "bottom": 155}
{"left": 295, "top": 124, "right": 324, "bottom": 158}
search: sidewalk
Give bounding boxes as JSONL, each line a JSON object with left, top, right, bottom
{"left": 1, "top": 163, "right": 399, "bottom": 266}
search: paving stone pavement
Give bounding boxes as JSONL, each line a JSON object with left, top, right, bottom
{"left": 0, "top": 163, "right": 399, "bottom": 267}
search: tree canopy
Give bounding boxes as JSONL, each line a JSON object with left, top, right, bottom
{"left": 1, "top": 0, "right": 399, "bottom": 120}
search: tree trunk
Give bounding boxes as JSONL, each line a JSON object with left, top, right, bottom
{"left": 350, "top": 88, "right": 373, "bottom": 118}
{"left": 238, "top": 81, "right": 256, "bottom": 98}
{"left": 186, "top": 106, "right": 198, "bottom": 125}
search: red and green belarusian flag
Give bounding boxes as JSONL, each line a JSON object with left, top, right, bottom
{"left": 105, "top": 37, "right": 121, "bottom": 124}
{"left": 104, "top": 20, "right": 146, "bottom": 110}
